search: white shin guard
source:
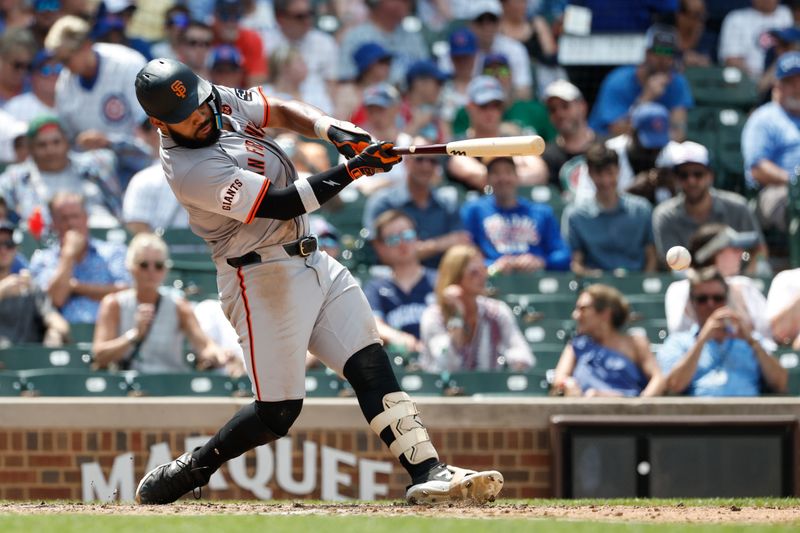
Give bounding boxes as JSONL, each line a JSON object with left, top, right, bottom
{"left": 369, "top": 391, "right": 439, "bottom": 465}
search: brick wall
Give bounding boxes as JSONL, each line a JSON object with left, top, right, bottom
{"left": 2, "top": 397, "right": 799, "bottom": 502}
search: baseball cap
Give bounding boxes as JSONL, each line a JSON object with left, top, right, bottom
{"left": 0, "top": 220, "right": 16, "bottom": 234}
{"left": 27, "top": 115, "right": 63, "bottom": 138}
{"left": 694, "top": 227, "right": 760, "bottom": 264}
{"left": 93, "top": 14, "right": 126, "bottom": 38}
{"left": 105, "top": 0, "right": 135, "bottom": 14}
{"left": 465, "top": 0, "right": 502, "bottom": 19}
{"left": 406, "top": 59, "right": 448, "bottom": 87}
{"left": 363, "top": 82, "right": 400, "bottom": 108}
{"left": 449, "top": 28, "right": 477, "bottom": 57}
{"left": 776, "top": 51, "right": 800, "bottom": 80}
{"left": 483, "top": 53, "right": 509, "bottom": 68}
{"left": 668, "top": 140, "right": 710, "bottom": 169}
{"left": 215, "top": 0, "right": 244, "bottom": 20}
{"left": 209, "top": 44, "right": 243, "bottom": 69}
{"left": 33, "top": 0, "right": 60, "bottom": 12}
{"left": 354, "top": 42, "right": 392, "bottom": 78}
{"left": 31, "top": 49, "right": 54, "bottom": 70}
{"left": 769, "top": 26, "right": 800, "bottom": 43}
{"left": 644, "top": 24, "right": 678, "bottom": 56}
{"left": 544, "top": 79, "right": 583, "bottom": 102}
{"left": 631, "top": 103, "right": 670, "bottom": 149}
{"left": 467, "top": 75, "right": 505, "bottom": 105}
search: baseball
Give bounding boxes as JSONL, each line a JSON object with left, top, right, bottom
{"left": 666, "top": 246, "right": 692, "bottom": 271}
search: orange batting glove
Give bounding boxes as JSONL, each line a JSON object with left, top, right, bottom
{"left": 344, "top": 141, "right": 402, "bottom": 179}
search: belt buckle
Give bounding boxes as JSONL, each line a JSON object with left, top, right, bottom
{"left": 298, "top": 237, "right": 315, "bottom": 257}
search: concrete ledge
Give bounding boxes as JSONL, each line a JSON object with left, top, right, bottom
{"left": 2, "top": 397, "right": 799, "bottom": 429}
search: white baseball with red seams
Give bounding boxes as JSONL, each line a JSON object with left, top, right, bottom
{"left": 666, "top": 245, "right": 692, "bottom": 271}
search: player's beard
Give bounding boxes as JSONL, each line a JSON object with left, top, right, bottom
{"left": 168, "top": 118, "right": 221, "bottom": 149}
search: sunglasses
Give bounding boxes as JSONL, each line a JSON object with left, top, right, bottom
{"left": 477, "top": 101, "right": 504, "bottom": 111}
{"left": 676, "top": 169, "right": 707, "bottom": 181}
{"left": 692, "top": 293, "right": 726, "bottom": 305}
{"left": 383, "top": 228, "right": 417, "bottom": 247}
{"left": 475, "top": 14, "right": 499, "bottom": 25}
{"left": 484, "top": 65, "right": 510, "bottom": 77}
{"left": 138, "top": 261, "right": 165, "bottom": 271}
{"left": 184, "top": 38, "right": 212, "bottom": 48}
{"left": 285, "top": 10, "right": 313, "bottom": 21}
{"left": 37, "top": 63, "right": 63, "bottom": 76}
{"left": 0, "top": 239, "right": 16, "bottom": 250}
{"left": 11, "top": 60, "right": 31, "bottom": 72}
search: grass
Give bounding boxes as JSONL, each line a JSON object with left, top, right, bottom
{"left": 0, "top": 499, "right": 798, "bottom": 533}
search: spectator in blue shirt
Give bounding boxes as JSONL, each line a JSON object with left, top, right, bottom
{"left": 30, "top": 192, "right": 129, "bottom": 323}
{"left": 657, "top": 267, "right": 787, "bottom": 396}
{"left": 563, "top": 142, "right": 656, "bottom": 276}
{"left": 589, "top": 24, "right": 694, "bottom": 139}
{"left": 364, "top": 210, "right": 436, "bottom": 355}
{"left": 741, "top": 50, "right": 800, "bottom": 233}
{"left": 461, "top": 157, "right": 570, "bottom": 272}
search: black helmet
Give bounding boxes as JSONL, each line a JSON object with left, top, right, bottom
{"left": 135, "top": 58, "right": 212, "bottom": 124}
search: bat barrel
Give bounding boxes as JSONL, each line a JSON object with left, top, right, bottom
{"left": 391, "top": 144, "right": 447, "bottom": 156}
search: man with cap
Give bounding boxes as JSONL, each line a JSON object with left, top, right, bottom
{"left": 447, "top": 75, "right": 548, "bottom": 190}
{"left": 29, "top": 0, "right": 63, "bottom": 48}
{"left": 589, "top": 24, "right": 693, "bottom": 138}
{"left": 0, "top": 28, "right": 37, "bottom": 105}
{"left": 131, "top": 57, "right": 503, "bottom": 506}
{"left": 213, "top": 0, "right": 267, "bottom": 87}
{"left": 653, "top": 140, "right": 767, "bottom": 269}
{"left": 658, "top": 266, "right": 787, "bottom": 397}
{"left": 541, "top": 79, "right": 596, "bottom": 191}
{"left": 0, "top": 218, "right": 70, "bottom": 346}
{"left": 465, "top": 0, "right": 532, "bottom": 100}
{"left": 338, "top": 42, "right": 393, "bottom": 126}
{"left": 0, "top": 115, "right": 123, "bottom": 229}
{"left": 760, "top": 25, "right": 800, "bottom": 93}
{"left": 338, "top": 0, "right": 429, "bottom": 86}
{"left": 439, "top": 27, "right": 477, "bottom": 124}
{"left": 175, "top": 20, "right": 215, "bottom": 80}
{"left": 719, "top": 0, "right": 792, "bottom": 79}
{"left": 207, "top": 44, "right": 244, "bottom": 89}
{"left": 356, "top": 82, "right": 408, "bottom": 194}
{"left": 2, "top": 50, "right": 60, "bottom": 124}
{"left": 741, "top": 50, "right": 800, "bottom": 234}
{"left": 402, "top": 59, "right": 448, "bottom": 142}
{"left": 265, "top": 0, "right": 339, "bottom": 114}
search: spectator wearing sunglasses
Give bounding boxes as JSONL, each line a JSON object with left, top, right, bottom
{"left": 0, "top": 27, "right": 37, "bottom": 105}
{"left": 175, "top": 20, "right": 215, "bottom": 79}
{"left": 30, "top": 0, "right": 63, "bottom": 49}
{"left": 0, "top": 219, "right": 69, "bottom": 347}
{"left": 29, "top": 192, "right": 130, "bottom": 324}
{"left": 364, "top": 210, "right": 435, "bottom": 356}
{"left": 3, "top": 50, "right": 60, "bottom": 125}
{"left": 652, "top": 141, "right": 767, "bottom": 271}
{"left": 208, "top": 44, "right": 245, "bottom": 89}
{"left": 363, "top": 136, "right": 470, "bottom": 268}
{"left": 150, "top": 5, "right": 192, "bottom": 61}
{"left": 213, "top": 0, "right": 268, "bottom": 87}
{"left": 419, "top": 243, "right": 533, "bottom": 372}
{"left": 657, "top": 266, "right": 787, "bottom": 396}
{"left": 664, "top": 224, "right": 772, "bottom": 347}
{"left": 93, "top": 232, "right": 241, "bottom": 375}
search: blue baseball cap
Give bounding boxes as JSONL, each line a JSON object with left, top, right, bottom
{"left": 406, "top": 59, "right": 448, "bottom": 87}
{"left": 770, "top": 26, "right": 800, "bottom": 43}
{"left": 209, "top": 44, "right": 243, "bottom": 69}
{"left": 467, "top": 75, "right": 505, "bottom": 105}
{"left": 449, "top": 28, "right": 477, "bottom": 57}
{"left": 354, "top": 42, "right": 392, "bottom": 78}
{"left": 776, "top": 50, "right": 800, "bottom": 80}
{"left": 215, "top": 0, "right": 243, "bottom": 20}
{"left": 363, "top": 82, "right": 400, "bottom": 108}
{"left": 631, "top": 103, "right": 670, "bottom": 149}
{"left": 33, "top": 0, "right": 61, "bottom": 12}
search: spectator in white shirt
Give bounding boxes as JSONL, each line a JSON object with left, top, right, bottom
{"left": 719, "top": 0, "right": 793, "bottom": 79}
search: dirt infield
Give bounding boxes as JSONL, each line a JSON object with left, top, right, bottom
{"left": 1, "top": 501, "right": 799, "bottom": 523}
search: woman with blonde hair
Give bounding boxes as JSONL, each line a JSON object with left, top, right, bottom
{"left": 552, "top": 284, "right": 665, "bottom": 397}
{"left": 418, "top": 244, "right": 533, "bottom": 372}
{"left": 93, "top": 233, "right": 241, "bottom": 375}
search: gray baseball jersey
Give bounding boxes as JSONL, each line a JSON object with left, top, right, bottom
{"left": 160, "top": 85, "right": 308, "bottom": 261}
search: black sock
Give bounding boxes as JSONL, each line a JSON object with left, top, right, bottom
{"left": 192, "top": 401, "right": 281, "bottom": 473}
{"left": 343, "top": 344, "right": 439, "bottom": 481}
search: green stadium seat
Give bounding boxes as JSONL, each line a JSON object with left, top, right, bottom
{"left": 320, "top": 188, "right": 367, "bottom": 238}
{"left": 129, "top": 372, "right": 234, "bottom": 396}
{"left": 157, "top": 228, "right": 211, "bottom": 261}
{"left": 626, "top": 295, "right": 667, "bottom": 321}
{"left": 167, "top": 259, "right": 218, "bottom": 300}
{"left": 487, "top": 271, "right": 578, "bottom": 297}
{"left": 521, "top": 318, "right": 574, "bottom": 345}
{"left": 304, "top": 369, "right": 344, "bottom": 397}
{"left": 0, "top": 344, "right": 93, "bottom": 371}
{"left": 504, "top": 293, "right": 577, "bottom": 320}
{"left": 18, "top": 369, "right": 130, "bottom": 396}
{"left": 444, "top": 370, "right": 550, "bottom": 396}
{"left": 626, "top": 319, "right": 669, "bottom": 344}
{"left": 585, "top": 272, "right": 674, "bottom": 296}
{"left": 532, "top": 347, "right": 565, "bottom": 371}
{"left": 69, "top": 322, "right": 95, "bottom": 344}
{"left": 394, "top": 371, "right": 445, "bottom": 395}
{"left": 684, "top": 66, "right": 757, "bottom": 109}
{"left": 0, "top": 372, "right": 22, "bottom": 396}
{"left": 89, "top": 227, "right": 130, "bottom": 245}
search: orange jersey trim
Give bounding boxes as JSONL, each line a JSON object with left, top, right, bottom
{"left": 236, "top": 268, "right": 261, "bottom": 400}
{"left": 257, "top": 86, "right": 270, "bottom": 128}
{"left": 244, "top": 179, "right": 270, "bottom": 224}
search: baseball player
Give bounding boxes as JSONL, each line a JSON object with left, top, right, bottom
{"left": 132, "top": 58, "right": 503, "bottom": 505}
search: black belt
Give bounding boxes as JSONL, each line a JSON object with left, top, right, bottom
{"left": 226, "top": 236, "right": 318, "bottom": 268}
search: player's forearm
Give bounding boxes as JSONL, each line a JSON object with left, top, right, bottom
{"left": 255, "top": 163, "right": 354, "bottom": 220}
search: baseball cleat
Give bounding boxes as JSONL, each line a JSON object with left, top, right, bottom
{"left": 135, "top": 451, "right": 211, "bottom": 505}
{"left": 406, "top": 464, "right": 504, "bottom": 505}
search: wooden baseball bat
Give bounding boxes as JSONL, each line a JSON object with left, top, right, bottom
{"left": 391, "top": 135, "right": 546, "bottom": 157}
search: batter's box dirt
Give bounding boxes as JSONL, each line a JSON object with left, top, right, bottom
{"left": 1, "top": 502, "right": 799, "bottom": 523}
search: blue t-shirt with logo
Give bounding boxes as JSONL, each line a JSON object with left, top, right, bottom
{"left": 363, "top": 268, "right": 437, "bottom": 339}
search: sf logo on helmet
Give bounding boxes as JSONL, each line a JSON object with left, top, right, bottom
{"left": 171, "top": 80, "right": 187, "bottom": 99}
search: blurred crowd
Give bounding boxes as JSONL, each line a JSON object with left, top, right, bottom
{"left": 1, "top": 0, "right": 800, "bottom": 397}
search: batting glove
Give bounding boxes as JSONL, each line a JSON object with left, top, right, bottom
{"left": 344, "top": 141, "right": 402, "bottom": 179}
{"left": 314, "top": 116, "right": 372, "bottom": 159}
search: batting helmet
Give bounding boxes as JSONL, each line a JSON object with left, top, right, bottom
{"left": 135, "top": 58, "right": 213, "bottom": 124}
